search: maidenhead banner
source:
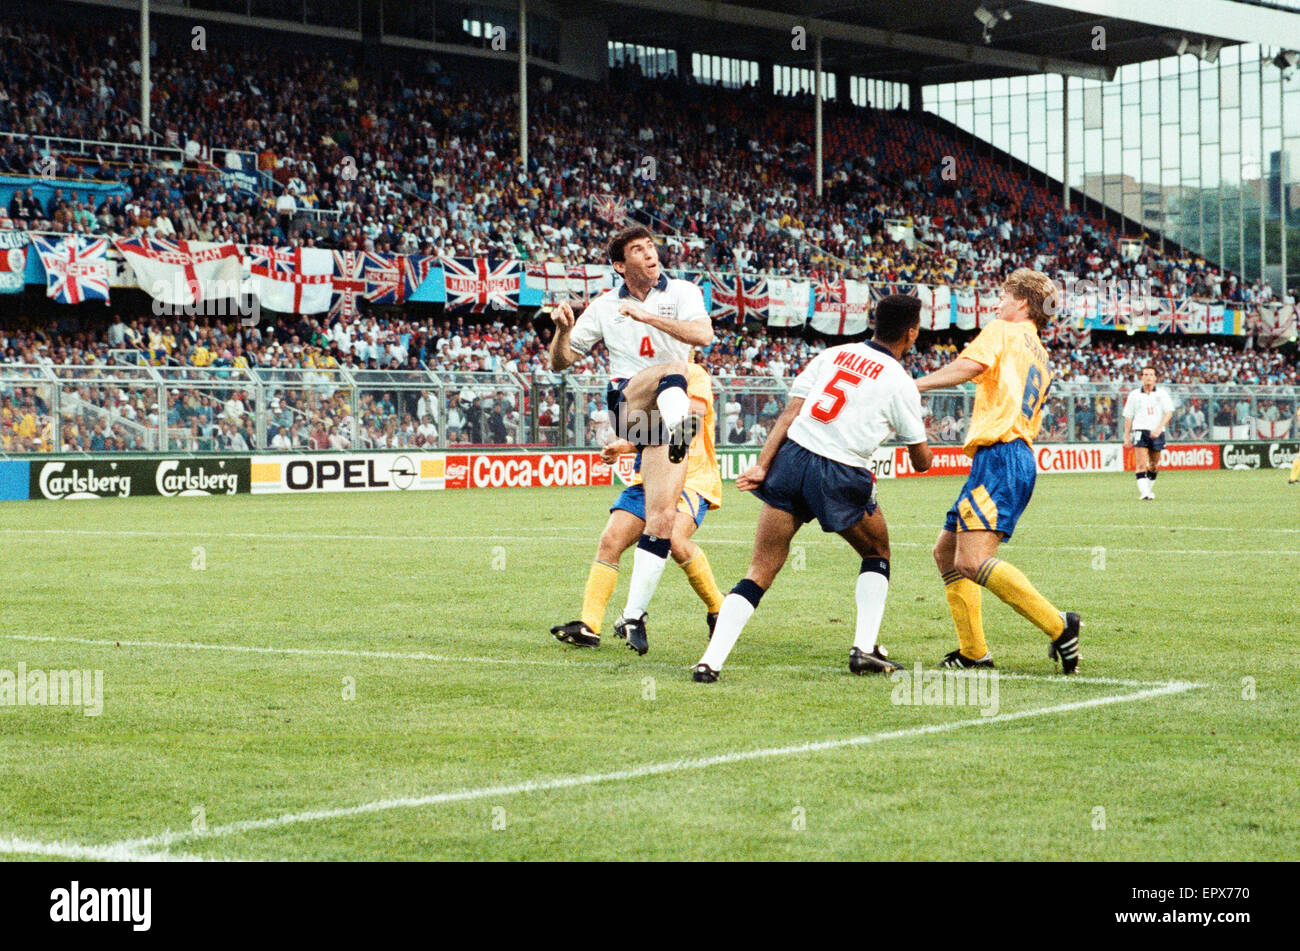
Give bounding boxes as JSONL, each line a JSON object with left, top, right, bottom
{"left": 30, "top": 458, "right": 250, "bottom": 500}
{"left": 1219, "top": 441, "right": 1300, "bottom": 470}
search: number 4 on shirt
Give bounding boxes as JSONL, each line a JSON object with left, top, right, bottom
{"left": 810, "top": 369, "right": 862, "bottom": 423}
{"left": 639, "top": 336, "right": 655, "bottom": 357}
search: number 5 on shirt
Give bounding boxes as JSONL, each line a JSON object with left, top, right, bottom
{"left": 810, "top": 369, "right": 862, "bottom": 423}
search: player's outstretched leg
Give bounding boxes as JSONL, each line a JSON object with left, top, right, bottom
{"left": 838, "top": 506, "right": 903, "bottom": 674}
{"left": 956, "top": 531, "right": 1081, "bottom": 674}
{"left": 1290, "top": 452, "right": 1300, "bottom": 484}
{"left": 692, "top": 505, "right": 798, "bottom": 681}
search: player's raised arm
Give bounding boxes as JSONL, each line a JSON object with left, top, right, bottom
{"left": 736, "top": 397, "right": 803, "bottom": 491}
{"left": 547, "top": 301, "right": 580, "bottom": 371}
{"left": 914, "top": 357, "right": 986, "bottom": 393}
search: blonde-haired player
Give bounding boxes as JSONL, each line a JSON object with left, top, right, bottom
{"left": 916, "top": 268, "right": 1082, "bottom": 673}
{"left": 551, "top": 363, "right": 724, "bottom": 649}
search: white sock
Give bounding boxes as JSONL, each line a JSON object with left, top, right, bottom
{"left": 853, "top": 571, "right": 889, "bottom": 652}
{"left": 623, "top": 544, "right": 669, "bottom": 620}
{"left": 697, "top": 592, "right": 755, "bottom": 671}
{"left": 1137, "top": 477, "right": 1149, "bottom": 497}
{"left": 655, "top": 385, "right": 689, "bottom": 432}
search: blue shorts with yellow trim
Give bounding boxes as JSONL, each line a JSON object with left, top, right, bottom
{"left": 943, "top": 439, "right": 1036, "bottom": 541}
{"left": 611, "top": 483, "right": 709, "bottom": 528}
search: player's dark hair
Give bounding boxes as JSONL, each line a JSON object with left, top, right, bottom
{"left": 1141, "top": 365, "right": 1158, "bottom": 376}
{"left": 608, "top": 225, "right": 655, "bottom": 263}
{"left": 872, "top": 294, "right": 922, "bottom": 343}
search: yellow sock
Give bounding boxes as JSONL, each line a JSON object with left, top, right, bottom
{"left": 977, "top": 558, "right": 1066, "bottom": 639}
{"left": 681, "top": 551, "right": 724, "bottom": 614}
{"left": 1290, "top": 454, "right": 1300, "bottom": 482}
{"left": 943, "top": 570, "right": 988, "bottom": 659}
{"left": 581, "top": 561, "right": 619, "bottom": 634}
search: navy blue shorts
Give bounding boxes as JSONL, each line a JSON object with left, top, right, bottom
{"left": 753, "top": 439, "right": 878, "bottom": 533}
{"left": 1132, "top": 429, "right": 1166, "bottom": 452}
{"left": 943, "top": 439, "right": 1036, "bottom": 541}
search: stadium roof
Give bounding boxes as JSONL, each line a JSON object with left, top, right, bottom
{"left": 598, "top": 0, "right": 1300, "bottom": 84}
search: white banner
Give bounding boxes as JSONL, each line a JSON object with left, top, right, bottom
{"left": 953, "top": 287, "right": 977, "bottom": 330}
{"left": 246, "top": 246, "right": 333, "bottom": 315}
{"left": 115, "top": 238, "right": 242, "bottom": 306}
{"left": 919, "top": 285, "right": 951, "bottom": 330}
{"left": 766, "top": 278, "right": 811, "bottom": 327}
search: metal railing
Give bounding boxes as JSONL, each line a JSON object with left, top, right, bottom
{"left": 2, "top": 364, "right": 1296, "bottom": 455}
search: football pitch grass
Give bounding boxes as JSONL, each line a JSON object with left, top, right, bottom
{"left": 0, "top": 469, "right": 1296, "bottom": 861}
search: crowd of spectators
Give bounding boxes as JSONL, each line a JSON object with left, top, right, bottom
{"left": 2, "top": 309, "right": 1296, "bottom": 452}
{"left": 0, "top": 15, "right": 1281, "bottom": 308}
{"left": 2, "top": 11, "right": 1297, "bottom": 453}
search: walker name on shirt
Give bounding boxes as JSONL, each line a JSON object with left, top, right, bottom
{"left": 830, "top": 349, "right": 885, "bottom": 379}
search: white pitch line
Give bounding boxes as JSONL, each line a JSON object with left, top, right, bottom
{"left": 0, "top": 634, "right": 1196, "bottom": 689}
{"left": 0, "top": 527, "right": 1291, "bottom": 556}
{"left": 108, "top": 681, "right": 1200, "bottom": 855}
{"left": 0, "top": 835, "right": 206, "bottom": 862}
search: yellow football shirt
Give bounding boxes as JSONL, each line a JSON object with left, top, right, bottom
{"left": 959, "top": 318, "right": 1052, "bottom": 457}
{"left": 628, "top": 364, "right": 722, "bottom": 510}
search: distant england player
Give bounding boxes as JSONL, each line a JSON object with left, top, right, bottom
{"left": 551, "top": 363, "right": 724, "bottom": 647}
{"left": 916, "top": 269, "right": 1080, "bottom": 673}
{"left": 548, "top": 225, "right": 713, "bottom": 655}
{"left": 692, "top": 295, "right": 933, "bottom": 683}
{"left": 1122, "top": 366, "right": 1174, "bottom": 500}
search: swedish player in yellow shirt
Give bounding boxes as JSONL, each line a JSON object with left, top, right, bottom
{"left": 551, "top": 363, "right": 725, "bottom": 651}
{"left": 916, "top": 268, "right": 1082, "bottom": 673}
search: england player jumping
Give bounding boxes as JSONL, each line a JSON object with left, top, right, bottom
{"left": 692, "top": 295, "right": 933, "bottom": 683}
{"left": 916, "top": 268, "right": 1082, "bottom": 674}
{"left": 1122, "top": 366, "right": 1174, "bottom": 500}
{"left": 548, "top": 225, "right": 713, "bottom": 655}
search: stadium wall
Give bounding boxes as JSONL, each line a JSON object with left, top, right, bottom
{"left": 2, "top": 443, "right": 1251, "bottom": 501}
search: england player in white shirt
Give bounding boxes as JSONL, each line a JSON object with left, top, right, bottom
{"left": 693, "top": 295, "right": 933, "bottom": 682}
{"left": 548, "top": 226, "right": 713, "bottom": 655}
{"left": 1122, "top": 366, "right": 1175, "bottom": 499}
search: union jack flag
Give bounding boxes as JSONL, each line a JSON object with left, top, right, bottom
{"left": 593, "top": 194, "right": 627, "bottom": 226}
{"left": 441, "top": 257, "right": 523, "bottom": 313}
{"left": 403, "top": 254, "right": 439, "bottom": 300}
{"left": 330, "top": 251, "right": 406, "bottom": 320}
{"left": 32, "top": 236, "right": 110, "bottom": 304}
{"left": 707, "top": 271, "right": 768, "bottom": 322}
{"left": 1151, "top": 299, "right": 1177, "bottom": 334}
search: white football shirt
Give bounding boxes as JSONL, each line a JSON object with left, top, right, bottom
{"left": 567, "top": 274, "right": 708, "bottom": 380}
{"left": 786, "top": 341, "right": 926, "bottom": 468}
{"left": 1123, "top": 386, "right": 1175, "bottom": 431}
